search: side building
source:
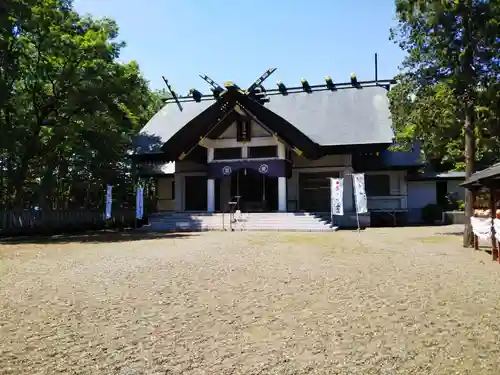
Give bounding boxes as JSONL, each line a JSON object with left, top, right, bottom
{"left": 133, "top": 77, "right": 428, "bottom": 227}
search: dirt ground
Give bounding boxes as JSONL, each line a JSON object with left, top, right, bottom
{"left": 1, "top": 226, "right": 500, "bottom": 375}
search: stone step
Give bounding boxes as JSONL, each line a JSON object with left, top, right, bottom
{"left": 142, "top": 211, "right": 339, "bottom": 232}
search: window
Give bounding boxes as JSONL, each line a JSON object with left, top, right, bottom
{"left": 213, "top": 147, "right": 242, "bottom": 160}
{"left": 248, "top": 146, "right": 277, "bottom": 158}
{"left": 365, "top": 174, "right": 391, "bottom": 196}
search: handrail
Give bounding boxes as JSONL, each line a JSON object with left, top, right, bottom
{"left": 222, "top": 196, "right": 241, "bottom": 231}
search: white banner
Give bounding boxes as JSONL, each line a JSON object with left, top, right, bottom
{"left": 494, "top": 219, "right": 500, "bottom": 242}
{"left": 352, "top": 173, "right": 368, "bottom": 214}
{"left": 330, "top": 178, "right": 344, "bottom": 216}
{"left": 105, "top": 185, "right": 112, "bottom": 220}
{"left": 471, "top": 217, "right": 492, "bottom": 240}
{"left": 136, "top": 186, "right": 144, "bottom": 220}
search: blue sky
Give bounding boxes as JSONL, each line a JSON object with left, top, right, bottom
{"left": 73, "top": 0, "right": 405, "bottom": 93}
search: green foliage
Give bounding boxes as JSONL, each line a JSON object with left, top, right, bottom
{"left": 0, "top": 0, "right": 163, "bottom": 209}
{"left": 389, "top": 0, "right": 500, "bottom": 170}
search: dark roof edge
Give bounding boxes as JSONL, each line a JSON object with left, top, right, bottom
{"left": 408, "top": 174, "right": 466, "bottom": 181}
{"left": 461, "top": 163, "right": 500, "bottom": 188}
{"left": 321, "top": 143, "right": 392, "bottom": 154}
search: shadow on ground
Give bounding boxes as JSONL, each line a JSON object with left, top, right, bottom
{"left": 437, "top": 231, "right": 464, "bottom": 236}
{"left": 0, "top": 231, "right": 194, "bottom": 245}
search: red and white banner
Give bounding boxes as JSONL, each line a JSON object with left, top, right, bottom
{"left": 330, "top": 178, "right": 344, "bottom": 216}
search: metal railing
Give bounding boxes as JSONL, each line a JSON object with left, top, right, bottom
{"left": 222, "top": 196, "right": 241, "bottom": 231}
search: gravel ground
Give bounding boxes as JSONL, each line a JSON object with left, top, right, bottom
{"left": 1, "top": 225, "right": 500, "bottom": 375}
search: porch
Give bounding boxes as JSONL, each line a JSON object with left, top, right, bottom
{"left": 153, "top": 164, "right": 409, "bottom": 220}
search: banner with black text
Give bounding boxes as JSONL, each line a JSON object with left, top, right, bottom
{"left": 330, "top": 178, "right": 344, "bottom": 216}
{"left": 352, "top": 173, "right": 368, "bottom": 214}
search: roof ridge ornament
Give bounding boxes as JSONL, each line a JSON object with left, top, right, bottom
{"left": 246, "top": 68, "right": 277, "bottom": 95}
{"left": 350, "top": 73, "right": 360, "bottom": 88}
{"left": 325, "top": 76, "right": 336, "bottom": 90}
{"left": 199, "top": 74, "right": 225, "bottom": 99}
{"left": 301, "top": 78, "right": 311, "bottom": 93}
{"left": 189, "top": 88, "right": 202, "bottom": 102}
{"left": 161, "top": 76, "right": 183, "bottom": 111}
{"left": 198, "top": 69, "right": 277, "bottom": 102}
{"left": 276, "top": 80, "right": 287, "bottom": 95}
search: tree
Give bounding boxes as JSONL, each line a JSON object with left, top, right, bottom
{"left": 0, "top": 0, "right": 159, "bottom": 210}
{"left": 390, "top": 0, "right": 500, "bottom": 246}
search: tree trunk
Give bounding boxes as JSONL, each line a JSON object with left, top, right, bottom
{"left": 461, "top": 0, "right": 475, "bottom": 248}
{"left": 463, "top": 103, "right": 475, "bottom": 247}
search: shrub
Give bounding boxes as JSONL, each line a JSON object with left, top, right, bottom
{"left": 421, "top": 204, "right": 443, "bottom": 224}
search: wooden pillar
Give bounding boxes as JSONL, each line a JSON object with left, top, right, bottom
{"left": 489, "top": 187, "right": 498, "bottom": 261}
{"left": 473, "top": 188, "right": 479, "bottom": 250}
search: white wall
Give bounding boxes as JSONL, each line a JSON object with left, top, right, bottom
{"left": 156, "top": 177, "right": 176, "bottom": 211}
{"left": 365, "top": 171, "right": 407, "bottom": 210}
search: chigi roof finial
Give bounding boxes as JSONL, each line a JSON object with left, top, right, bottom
{"left": 161, "top": 76, "right": 183, "bottom": 112}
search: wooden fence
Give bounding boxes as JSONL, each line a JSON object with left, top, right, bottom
{"left": 0, "top": 209, "right": 138, "bottom": 237}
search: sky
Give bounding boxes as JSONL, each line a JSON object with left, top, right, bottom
{"left": 73, "top": 0, "right": 406, "bottom": 94}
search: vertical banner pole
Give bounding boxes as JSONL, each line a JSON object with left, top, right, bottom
{"left": 356, "top": 204, "right": 361, "bottom": 232}
{"left": 352, "top": 175, "right": 360, "bottom": 232}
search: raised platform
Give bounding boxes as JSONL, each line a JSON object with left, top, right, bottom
{"left": 140, "top": 212, "right": 339, "bottom": 232}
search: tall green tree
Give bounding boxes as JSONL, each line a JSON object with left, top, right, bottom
{"left": 0, "top": 0, "right": 159, "bottom": 210}
{"left": 390, "top": 0, "right": 500, "bottom": 246}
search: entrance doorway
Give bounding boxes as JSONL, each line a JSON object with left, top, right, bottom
{"left": 185, "top": 176, "right": 207, "bottom": 211}
{"left": 230, "top": 169, "right": 278, "bottom": 211}
{"left": 299, "top": 171, "right": 340, "bottom": 212}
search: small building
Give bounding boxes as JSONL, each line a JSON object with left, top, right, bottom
{"left": 133, "top": 76, "right": 440, "bottom": 227}
{"left": 406, "top": 170, "right": 466, "bottom": 223}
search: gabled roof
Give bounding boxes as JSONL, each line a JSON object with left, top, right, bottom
{"left": 134, "top": 97, "right": 215, "bottom": 153}
{"left": 159, "top": 89, "right": 321, "bottom": 160}
{"left": 262, "top": 85, "right": 394, "bottom": 146}
{"left": 135, "top": 79, "right": 395, "bottom": 157}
